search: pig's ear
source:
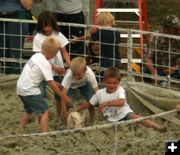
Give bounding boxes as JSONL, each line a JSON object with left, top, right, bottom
{"left": 82, "top": 113, "right": 86, "bottom": 120}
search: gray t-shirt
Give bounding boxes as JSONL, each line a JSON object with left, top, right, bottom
{"left": 52, "top": 0, "right": 82, "bottom": 14}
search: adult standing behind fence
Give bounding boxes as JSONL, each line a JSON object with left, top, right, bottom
{"left": 144, "top": 15, "right": 180, "bottom": 85}
{"left": 52, "top": 0, "right": 85, "bottom": 58}
{"left": 0, "top": 0, "right": 32, "bottom": 74}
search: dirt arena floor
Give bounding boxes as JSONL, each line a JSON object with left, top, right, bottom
{"left": 0, "top": 76, "right": 180, "bottom": 155}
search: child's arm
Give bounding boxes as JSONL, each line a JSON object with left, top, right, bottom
{"left": 20, "top": 0, "right": 32, "bottom": 11}
{"left": 71, "top": 34, "right": 91, "bottom": 44}
{"left": 75, "top": 102, "right": 92, "bottom": 112}
{"left": 60, "top": 88, "right": 69, "bottom": 122}
{"left": 51, "top": 64, "right": 65, "bottom": 76}
{"left": 99, "top": 98, "right": 125, "bottom": 113}
{"left": 47, "top": 80, "right": 71, "bottom": 104}
{"left": 94, "top": 87, "right": 99, "bottom": 93}
{"left": 60, "top": 47, "right": 71, "bottom": 66}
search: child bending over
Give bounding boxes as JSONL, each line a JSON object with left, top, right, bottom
{"left": 60, "top": 57, "right": 98, "bottom": 123}
{"left": 76, "top": 67, "right": 166, "bottom": 132}
{"left": 17, "top": 37, "right": 71, "bottom": 132}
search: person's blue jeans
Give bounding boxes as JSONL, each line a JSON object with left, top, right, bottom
{"left": 157, "top": 67, "right": 180, "bottom": 79}
{"left": 0, "top": 11, "right": 29, "bottom": 74}
{"left": 143, "top": 66, "right": 180, "bottom": 80}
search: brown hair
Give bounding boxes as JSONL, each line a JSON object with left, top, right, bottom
{"left": 37, "top": 10, "right": 59, "bottom": 35}
{"left": 104, "top": 67, "right": 121, "bottom": 81}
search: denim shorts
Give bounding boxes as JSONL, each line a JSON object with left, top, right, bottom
{"left": 120, "top": 112, "right": 134, "bottom": 121}
{"left": 19, "top": 94, "right": 49, "bottom": 114}
{"left": 68, "top": 82, "right": 94, "bottom": 101}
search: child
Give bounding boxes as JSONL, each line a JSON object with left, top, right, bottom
{"left": 33, "top": 10, "right": 70, "bottom": 116}
{"left": 91, "top": 12, "right": 121, "bottom": 68}
{"left": 17, "top": 37, "right": 71, "bottom": 132}
{"left": 76, "top": 67, "right": 166, "bottom": 132}
{"left": 86, "top": 40, "right": 100, "bottom": 65}
{"left": 73, "top": 12, "right": 121, "bottom": 68}
{"left": 60, "top": 57, "right": 98, "bottom": 122}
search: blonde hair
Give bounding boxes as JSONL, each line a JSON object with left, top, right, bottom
{"left": 41, "top": 36, "right": 60, "bottom": 54}
{"left": 70, "top": 57, "right": 87, "bottom": 73}
{"left": 96, "top": 12, "right": 115, "bottom": 26}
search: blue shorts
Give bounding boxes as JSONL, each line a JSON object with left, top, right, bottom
{"left": 120, "top": 112, "right": 134, "bottom": 121}
{"left": 19, "top": 94, "right": 49, "bottom": 114}
{"left": 68, "top": 82, "right": 95, "bottom": 101}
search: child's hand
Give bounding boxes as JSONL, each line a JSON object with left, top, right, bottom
{"left": 55, "top": 82, "right": 63, "bottom": 90}
{"left": 61, "top": 93, "right": 71, "bottom": 104}
{"left": 71, "top": 35, "right": 78, "bottom": 44}
{"left": 98, "top": 102, "right": 107, "bottom": 117}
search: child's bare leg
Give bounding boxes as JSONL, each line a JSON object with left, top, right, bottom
{"left": 34, "top": 113, "right": 40, "bottom": 125}
{"left": 40, "top": 110, "right": 49, "bottom": 132}
{"left": 131, "top": 114, "right": 166, "bottom": 132}
{"left": 19, "top": 112, "right": 31, "bottom": 128}
{"left": 88, "top": 105, "right": 95, "bottom": 122}
{"left": 61, "top": 102, "right": 68, "bottom": 124}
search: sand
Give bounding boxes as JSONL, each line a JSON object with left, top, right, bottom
{"left": 0, "top": 76, "right": 180, "bottom": 155}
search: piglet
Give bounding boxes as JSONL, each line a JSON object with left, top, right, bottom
{"left": 67, "top": 112, "right": 85, "bottom": 129}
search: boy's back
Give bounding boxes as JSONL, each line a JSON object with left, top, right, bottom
{"left": 17, "top": 53, "right": 53, "bottom": 96}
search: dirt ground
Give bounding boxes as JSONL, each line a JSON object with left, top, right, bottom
{"left": 0, "top": 76, "right": 179, "bottom": 155}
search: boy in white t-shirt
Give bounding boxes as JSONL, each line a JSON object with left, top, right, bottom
{"left": 61, "top": 57, "right": 98, "bottom": 123}
{"left": 17, "top": 37, "right": 71, "bottom": 132}
{"left": 76, "top": 67, "right": 166, "bottom": 132}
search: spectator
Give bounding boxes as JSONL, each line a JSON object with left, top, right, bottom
{"left": 86, "top": 40, "right": 100, "bottom": 66}
{"left": 91, "top": 12, "right": 121, "bottom": 68}
{"left": 144, "top": 15, "right": 180, "bottom": 85}
{"left": 73, "top": 12, "right": 121, "bottom": 68}
{"left": 0, "top": 0, "right": 32, "bottom": 74}
{"left": 52, "top": 0, "right": 85, "bottom": 57}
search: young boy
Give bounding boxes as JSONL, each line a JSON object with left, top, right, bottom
{"left": 60, "top": 57, "right": 98, "bottom": 122}
{"left": 76, "top": 67, "right": 166, "bottom": 132}
{"left": 72, "top": 12, "right": 121, "bottom": 68}
{"left": 17, "top": 37, "right": 71, "bottom": 132}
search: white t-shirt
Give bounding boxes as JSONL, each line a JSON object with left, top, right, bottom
{"left": 17, "top": 53, "right": 53, "bottom": 96}
{"left": 33, "top": 31, "right": 69, "bottom": 75}
{"left": 62, "top": 66, "right": 98, "bottom": 89}
{"left": 90, "top": 86, "right": 133, "bottom": 122}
